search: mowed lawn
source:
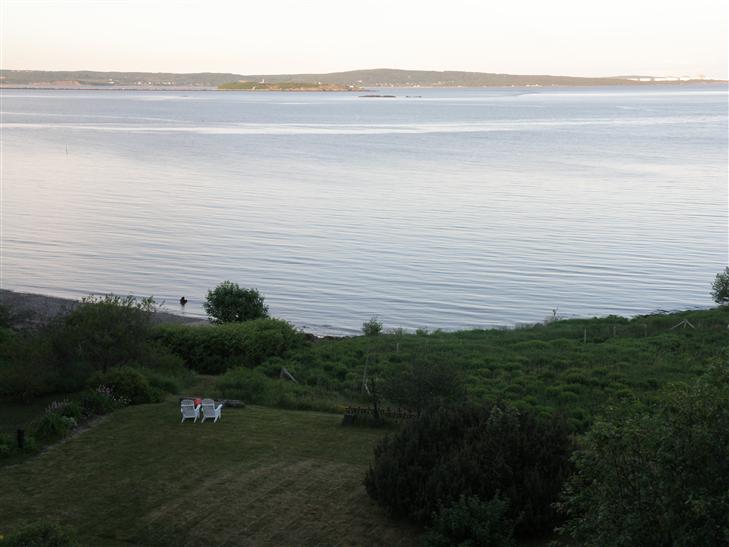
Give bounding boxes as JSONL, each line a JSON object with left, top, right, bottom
{"left": 0, "top": 403, "right": 418, "bottom": 546}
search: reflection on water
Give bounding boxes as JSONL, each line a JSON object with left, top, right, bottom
{"left": 1, "top": 85, "right": 727, "bottom": 334}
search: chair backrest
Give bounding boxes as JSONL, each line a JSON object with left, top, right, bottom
{"left": 201, "top": 400, "right": 218, "bottom": 415}
{"left": 181, "top": 400, "right": 197, "bottom": 418}
{"left": 202, "top": 398, "right": 215, "bottom": 405}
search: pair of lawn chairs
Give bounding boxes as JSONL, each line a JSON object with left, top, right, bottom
{"left": 180, "top": 399, "right": 222, "bottom": 423}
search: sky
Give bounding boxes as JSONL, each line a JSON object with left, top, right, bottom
{"left": 2, "top": 0, "right": 728, "bottom": 78}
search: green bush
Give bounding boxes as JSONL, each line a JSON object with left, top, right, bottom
{"left": 89, "top": 367, "right": 154, "bottom": 405}
{"left": 204, "top": 281, "right": 268, "bottom": 323}
{"left": 32, "top": 412, "right": 75, "bottom": 444}
{"left": 50, "top": 295, "right": 155, "bottom": 373}
{"left": 557, "top": 363, "right": 729, "bottom": 546}
{"left": 153, "top": 319, "right": 304, "bottom": 374}
{"left": 217, "top": 367, "right": 271, "bottom": 403}
{"left": 422, "top": 495, "right": 516, "bottom": 547}
{"left": 365, "top": 403, "right": 573, "bottom": 538}
{"left": 3, "top": 520, "right": 79, "bottom": 547}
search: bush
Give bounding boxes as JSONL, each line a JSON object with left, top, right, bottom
{"left": 382, "top": 359, "right": 465, "bottom": 414}
{"left": 50, "top": 295, "right": 155, "bottom": 373}
{"left": 362, "top": 317, "right": 383, "bottom": 336}
{"left": 153, "top": 319, "right": 303, "bottom": 374}
{"left": 3, "top": 520, "right": 79, "bottom": 547}
{"left": 32, "top": 412, "right": 75, "bottom": 444}
{"left": 422, "top": 495, "right": 516, "bottom": 547}
{"left": 711, "top": 267, "right": 729, "bottom": 305}
{"left": 46, "top": 400, "right": 82, "bottom": 421}
{"left": 204, "top": 281, "right": 268, "bottom": 324}
{"left": 89, "top": 367, "right": 155, "bottom": 405}
{"left": 557, "top": 363, "right": 729, "bottom": 546}
{"left": 364, "top": 403, "right": 573, "bottom": 538}
{"left": 79, "top": 387, "right": 122, "bottom": 416}
{"left": 217, "top": 367, "right": 272, "bottom": 403}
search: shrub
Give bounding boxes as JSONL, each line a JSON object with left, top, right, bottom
{"left": 557, "top": 363, "right": 729, "bottom": 546}
{"left": 364, "top": 403, "right": 573, "bottom": 538}
{"left": 153, "top": 319, "right": 303, "bottom": 374}
{"left": 217, "top": 367, "right": 272, "bottom": 403}
{"left": 89, "top": 367, "right": 154, "bottom": 405}
{"left": 3, "top": 520, "right": 79, "bottom": 547}
{"left": 32, "top": 412, "right": 75, "bottom": 444}
{"left": 422, "top": 495, "right": 516, "bottom": 547}
{"left": 711, "top": 267, "right": 729, "bottom": 305}
{"left": 382, "top": 359, "right": 465, "bottom": 414}
{"left": 46, "top": 400, "right": 82, "bottom": 421}
{"left": 50, "top": 294, "right": 155, "bottom": 373}
{"left": 204, "top": 281, "right": 268, "bottom": 324}
{"left": 362, "top": 317, "right": 383, "bottom": 336}
{"left": 79, "top": 387, "right": 122, "bottom": 416}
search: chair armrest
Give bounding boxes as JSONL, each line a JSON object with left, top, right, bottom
{"left": 215, "top": 404, "right": 222, "bottom": 412}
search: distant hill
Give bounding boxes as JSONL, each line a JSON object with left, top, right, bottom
{"left": 0, "top": 68, "right": 721, "bottom": 89}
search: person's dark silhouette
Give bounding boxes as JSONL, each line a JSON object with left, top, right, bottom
{"left": 179, "top": 297, "right": 188, "bottom": 306}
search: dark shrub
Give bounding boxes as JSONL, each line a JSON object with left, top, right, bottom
{"left": 79, "top": 387, "right": 120, "bottom": 416}
{"left": 50, "top": 294, "right": 155, "bottom": 373}
{"left": 557, "top": 363, "right": 729, "bottom": 546}
{"left": 89, "top": 367, "right": 154, "bottom": 405}
{"left": 4, "top": 520, "right": 79, "bottom": 547}
{"left": 364, "top": 403, "right": 573, "bottom": 538}
{"left": 32, "top": 412, "right": 75, "bottom": 444}
{"left": 382, "top": 358, "right": 465, "bottom": 414}
{"left": 153, "top": 319, "right": 304, "bottom": 374}
{"left": 422, "top": 495, "right": 516, "bottom": 547}
{"left": 204, "top": 281, "right": 268, "bottom": 323}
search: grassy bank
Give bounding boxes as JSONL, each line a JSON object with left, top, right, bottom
{"left": 0, "top": 403, "right": 416, "bottom": 546}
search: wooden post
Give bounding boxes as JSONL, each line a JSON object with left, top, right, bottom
{"left": 16, "top": 429, "right": 24, "bottom": 450}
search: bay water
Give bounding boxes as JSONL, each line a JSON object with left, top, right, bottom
{"left": 1, "top": 85, "right": 726, "bottom": 333}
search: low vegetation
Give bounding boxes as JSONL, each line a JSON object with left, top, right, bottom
{"left": 1, "top": 275, "right": 728, "bottom": 545}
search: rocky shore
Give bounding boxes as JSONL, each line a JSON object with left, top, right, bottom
{"left": 0, "top": 289, "right": 208, "bottom": 330}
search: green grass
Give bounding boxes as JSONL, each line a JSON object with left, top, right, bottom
{"left": 264, "top": 308, "right": 729, "bottom": 430}
{"left": 0, "top": 402, "right": 417, "bottom": 546}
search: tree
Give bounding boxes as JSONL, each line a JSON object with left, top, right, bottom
{"left": 556, "top": 363, "right": 729, "bottom": 546}
{"left": 711, "top": 267, "right": 729, "bottom": 305}
{"left": 204, "top": 281, "right": 268, "bottom": 324}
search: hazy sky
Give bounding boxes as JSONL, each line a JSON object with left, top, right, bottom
{"left": 2, "top": 0, "right": 727, "bottom": 78}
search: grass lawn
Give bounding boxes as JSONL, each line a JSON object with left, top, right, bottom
{"left": 0, "top": 402, "right": 418, "bottom": 546}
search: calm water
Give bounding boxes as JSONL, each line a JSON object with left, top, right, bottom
{"left": 1, "top": 86, "right": 727, "bottom": 334}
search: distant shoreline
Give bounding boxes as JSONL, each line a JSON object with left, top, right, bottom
{"left": 1, "top": 80, "right": 725, "bottom": 92}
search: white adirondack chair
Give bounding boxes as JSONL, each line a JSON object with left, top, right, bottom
{"left": 200, "top": 398, "right": 222, "bottom": 423}
{"left": 180, "top": 399, "right": 200, "bottom": 423}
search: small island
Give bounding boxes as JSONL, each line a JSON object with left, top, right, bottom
{"left": 218, "top": 81, "right": 359, "bottom": 92}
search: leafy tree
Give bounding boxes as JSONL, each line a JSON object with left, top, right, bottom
{"left": 364, "top": 403, "right": 573, "bottom": 538}
{"left": 204, "top": 281, "right": 268, "bottom": 324}
{"left": 362, "top": 316, "right": 383, "bottom": 336}
{"left": 557, "top": 362, "right": 729, "bottom": 546}
{"left": 711, "top": 267, "right": 729, "bottom": 305}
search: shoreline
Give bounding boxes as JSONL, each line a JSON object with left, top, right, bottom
{"left": 0, "top": 289, "right": 208, "bottom": 329}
